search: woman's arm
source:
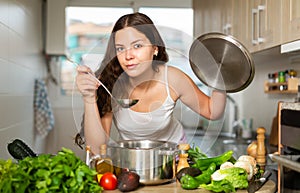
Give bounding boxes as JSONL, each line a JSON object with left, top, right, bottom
{"left": 76, "top": 65, "right": 112, "bottom": 154}
{"left": 168, "top": 66, "right": 226, "bottom": 120}
{"left": 84, "top": 102, "right": 112, "bottom": 154}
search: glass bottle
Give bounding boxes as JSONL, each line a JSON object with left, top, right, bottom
{"left": 176, "top": 143, "right": 190, "bottom": 173}
{"left": 85, "top": 145, "right": 91, "bottom": 166}
{"left": 95, "top": 144, "right": 114, "bottom": 174}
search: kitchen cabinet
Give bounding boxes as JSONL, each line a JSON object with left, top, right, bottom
{"left": 193, "top": 0, "right": 290, "bottom": 53}
{"left": 193, "top": 0, "right": 234, "bottom": 37}
{"left": 245, "top": 0, "right": 282, "bottom": 53}
{"left": 231, "top": 1, "right": 248, "bottom": 46}
{"left": 281, "top": 0, "right": 300, "bottom": 43}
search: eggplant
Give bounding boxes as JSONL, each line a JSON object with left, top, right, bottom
{"left": 176, "top": 167, "right": 202, "bottom": 181}
{"left": 7, "top": 139, "right": 37, "bottom": 160}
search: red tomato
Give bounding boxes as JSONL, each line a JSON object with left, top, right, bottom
{"left": 99, "top": 172, "right": 117, "bottom": 190}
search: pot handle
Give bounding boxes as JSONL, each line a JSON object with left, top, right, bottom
{"left": 158, "top": 149, "right": 178, "bottom": 156}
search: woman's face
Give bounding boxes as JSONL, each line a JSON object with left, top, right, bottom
{"left": 115, "top": 27, "right": 158, "bottom": 78}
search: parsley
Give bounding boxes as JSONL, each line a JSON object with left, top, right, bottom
{"left": 0, "top": 148, "right": 102, "bottom": 193}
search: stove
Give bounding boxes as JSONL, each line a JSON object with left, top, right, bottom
{"left": 270, "top": 102, "right": 300, "bottom": 193}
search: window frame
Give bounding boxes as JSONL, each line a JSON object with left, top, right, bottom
{"left": 49, "top": 1, "right": 194, "bottom": 108}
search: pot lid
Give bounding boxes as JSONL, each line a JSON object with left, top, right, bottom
{"left": 189, "top": 32, "right": 255, "bottom": 93}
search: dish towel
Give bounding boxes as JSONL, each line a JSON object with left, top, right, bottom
{"left": 34, "top": 79, "right": 55, "bottom": 138}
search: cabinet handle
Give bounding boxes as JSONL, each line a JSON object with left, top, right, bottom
{"left": 252, "top": 8, "right": 258, "bottom": 45}
{"left": 257, "top": 5, "right": 265, "bottom": 44}
{"left": 223, "top": 23, "right": 232, "bottom": 35}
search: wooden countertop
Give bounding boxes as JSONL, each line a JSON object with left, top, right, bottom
{"left": 106, "top": 180, "right": 276, "bottom": 193}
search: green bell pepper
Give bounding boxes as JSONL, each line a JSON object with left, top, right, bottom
{"left": 180, "top": 162, "right": 217, "bottom": 190}
{"left": 192, "top": 150, "right": 233, "bottom": 171}
{"left": 194, "top": 162, "right": 216, "bottom": 184}
{"left": 180, "top": 174, "right": 200, "bottom": 190}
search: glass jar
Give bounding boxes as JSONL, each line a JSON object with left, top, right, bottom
{"left": 268, "top": 73, "right": 275, "bottom": 83}
{"left": 289, "top": 69, "right": 297, "bottom": 78}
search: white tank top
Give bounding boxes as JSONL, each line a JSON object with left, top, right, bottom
{"left": 113, "top": 65, "right": 186, "bottom": 144}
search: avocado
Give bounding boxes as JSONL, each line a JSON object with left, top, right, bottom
{"left": 176, "top": 167, "right": 202, "bottom": 181}
{"left": 117, "top": 171, "right": 140, "bottom": 192}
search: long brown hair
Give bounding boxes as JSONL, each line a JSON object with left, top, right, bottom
{"left": 76, "top": 12, "right": 169, "bottom": 147}
{"left": 95, "top": 12, "right": 169, "bottom": 116}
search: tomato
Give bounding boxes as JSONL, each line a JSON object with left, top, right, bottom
{"left": 99, "top": 172, "right": 117, "bottom": 190}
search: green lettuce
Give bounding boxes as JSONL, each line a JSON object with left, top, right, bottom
{"left": 200, "top": 167, "right": 248, "bottom": 193}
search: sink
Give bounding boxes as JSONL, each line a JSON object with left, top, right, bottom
{"left": 222, "top": 138, "right": 252, "bottom": 159}
{"left": 223, "top": 139, "right": 252, "bottom": 145}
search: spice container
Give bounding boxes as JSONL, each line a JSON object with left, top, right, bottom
{"left": 278, "top": 71, "right": 286, "bottom": 83}
{"left": 289, "top": 69, "right": 297, "bottom": 78}
{"left": 268, "top": 73, "right": 275, "bottom": 83}
{"left": 176, "top": 143, "right": 190, "bottom": 173}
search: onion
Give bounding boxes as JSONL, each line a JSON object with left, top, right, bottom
{"left": 247, "top": 141, "right": 257, "bottom": 158}
{"left": 238, "top": 155, "right": 257, "bottom": 168}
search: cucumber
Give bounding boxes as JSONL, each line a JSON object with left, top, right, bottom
{"left": 7, "top": 139, "right": 37, "bottom": 160}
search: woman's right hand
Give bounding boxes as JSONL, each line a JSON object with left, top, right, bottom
{"left": 76, "top": 65, "right": 100, "bottom": 102}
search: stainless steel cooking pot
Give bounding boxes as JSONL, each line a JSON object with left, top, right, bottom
{"left": 189, "top": 32, "right": 255, "bottom": 93}
{"left": 107, "top": 140, "right": 178, "bottom": 185}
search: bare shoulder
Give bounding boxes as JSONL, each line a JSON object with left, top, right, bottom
{"left": 167, "top": 65, "right": 193, "bottom": 84}
{"left": 166, "top": 65, "right": 197, "bottom": 98}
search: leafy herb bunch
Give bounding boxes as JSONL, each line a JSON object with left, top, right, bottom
{"left": 0, "top": 148, "right": 102, "bottom": 193}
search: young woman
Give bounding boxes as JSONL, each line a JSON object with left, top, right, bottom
{"left": 75, "top": 12, "right": 226, "bottom": 154}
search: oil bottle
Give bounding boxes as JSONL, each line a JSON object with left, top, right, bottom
{"left": 95, "top": 144, "right": 114, "bottom": 174}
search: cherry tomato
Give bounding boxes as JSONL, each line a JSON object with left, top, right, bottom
{"left": 99, "top": 172, "right": 117, "bottom": 190}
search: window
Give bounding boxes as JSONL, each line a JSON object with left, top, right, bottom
{"left": 62, "top": 7, "right": 133, "bottom": 95}
{"left": 62, "top": 6, "right": 196, "bottom": 95}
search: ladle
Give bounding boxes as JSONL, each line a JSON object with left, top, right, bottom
{"left": 66, "top": 57, "right": 139, "bottom": 108}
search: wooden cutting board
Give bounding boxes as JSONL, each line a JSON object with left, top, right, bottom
{"left": 108, "top": 180, "right": 276, "bottom": 193}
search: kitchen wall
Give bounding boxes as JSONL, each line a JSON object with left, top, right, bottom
{"left": 0, "top": 0, "right": 47, "bottom": 159}
{"left": 234, "top": 48, "right": 299, "bottom": 135}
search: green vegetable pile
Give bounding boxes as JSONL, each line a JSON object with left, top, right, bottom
{"left": 200, "top": 167, "right": 248, "bottom": 193}
{"left": 179, "top": 145, "right": 248, "bottom": 192}
{"left": 0, "top": 147, "right": 102, "bottom": 193}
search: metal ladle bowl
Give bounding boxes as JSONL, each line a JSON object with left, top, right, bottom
{"left": 66, "top": 57, "right": 139, "bottom": 108}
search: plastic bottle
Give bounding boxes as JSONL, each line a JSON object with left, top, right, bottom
{"left": 95, "top": 144, "right": 114, "bottom": 174}
{"left": 176, "top": 143, "right": 190, "bottom": 173}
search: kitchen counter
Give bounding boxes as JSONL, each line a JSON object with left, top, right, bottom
{"left": 107, "top": 180, "right": 276, "bottom": 193}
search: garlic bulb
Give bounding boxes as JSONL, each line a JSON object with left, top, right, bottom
{"left": 238, "top": 155, "right": 257, "bottom": 168}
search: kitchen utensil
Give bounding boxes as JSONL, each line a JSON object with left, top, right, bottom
{"left": 247, "top": 170, "right": 272, "bottom": 193}
{"left": 189, "top": 32, "right": 255, "bottom": 93}
{"left": 66, "top": 57, "right": 138, "bottom": 108}
{"left": 107, "top": 140, "right": 178, "bottom": 185}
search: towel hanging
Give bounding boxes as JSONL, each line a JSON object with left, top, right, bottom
{"left": 34, "top": 79, "right": 55, "bottom": 138}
